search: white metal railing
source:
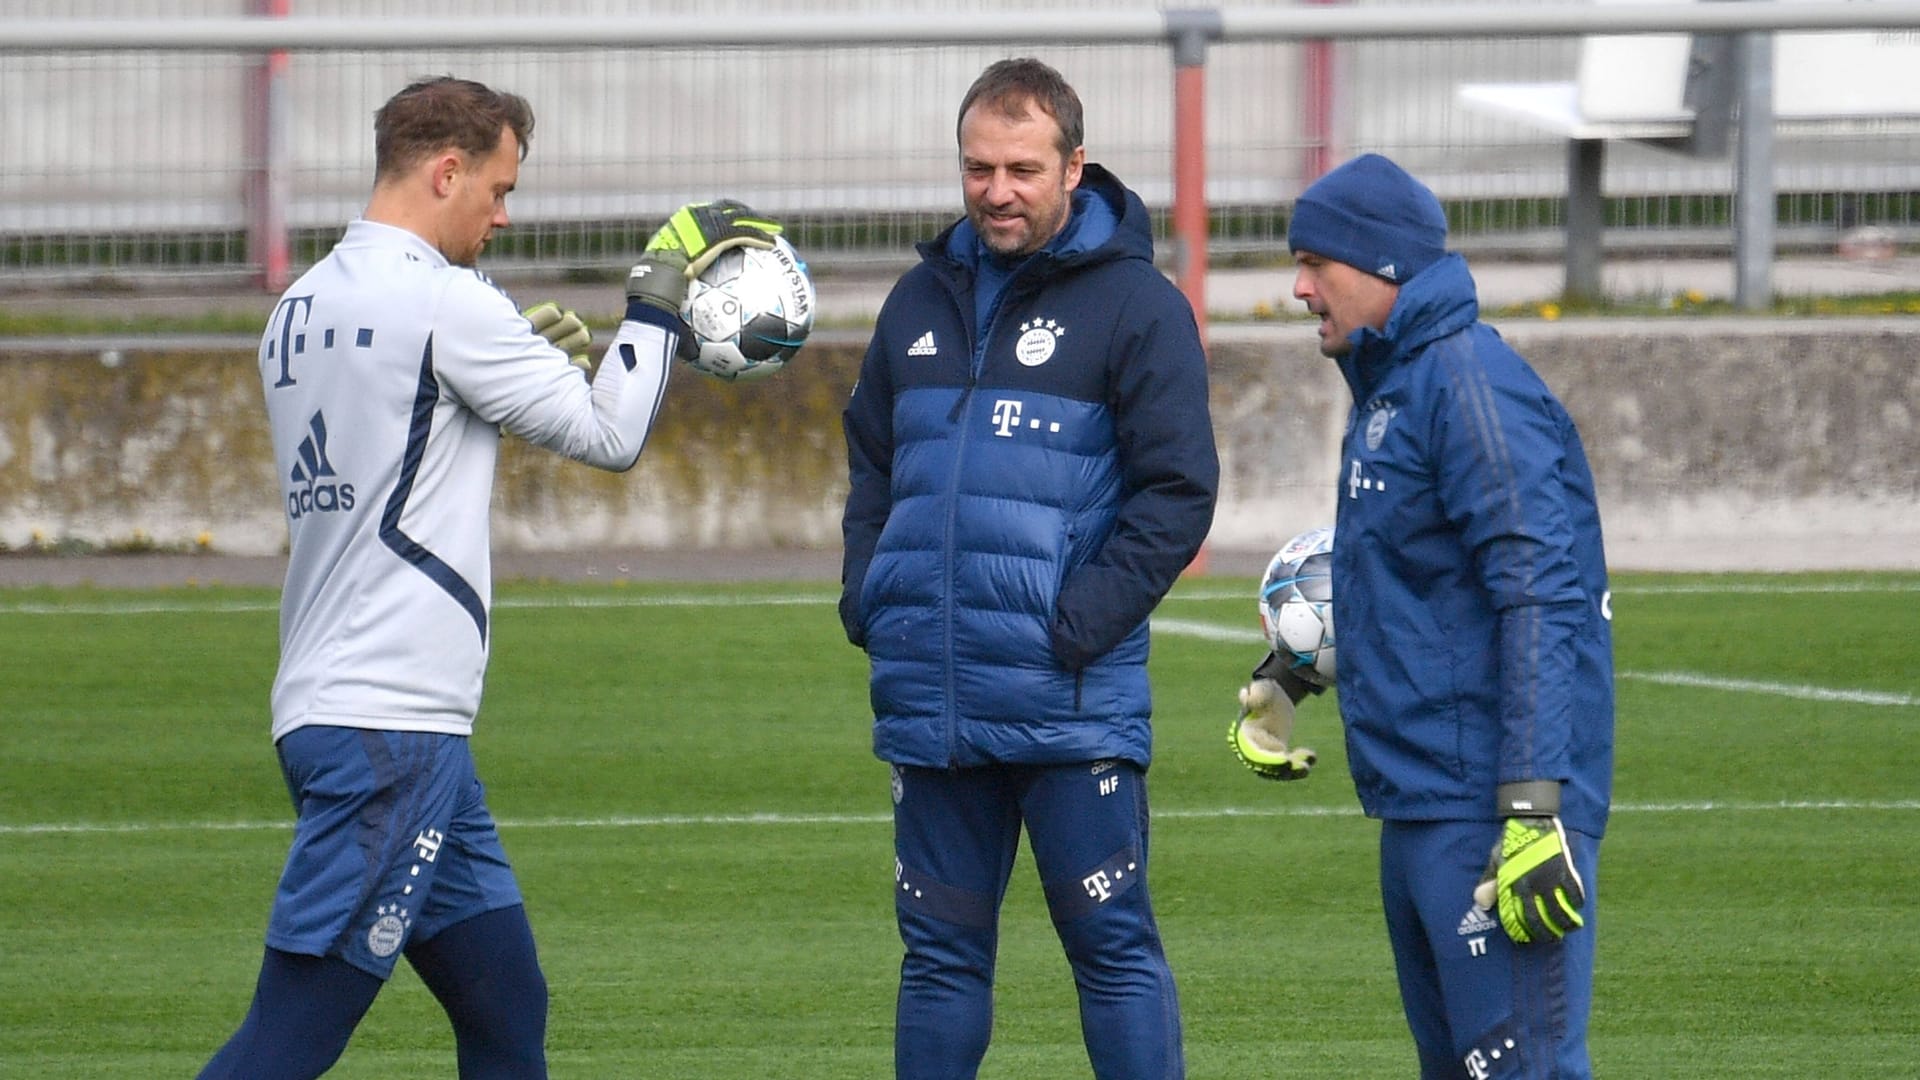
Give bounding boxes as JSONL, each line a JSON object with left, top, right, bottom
{"left": 6, "top": 3, "right": 1920, "bottom": 49}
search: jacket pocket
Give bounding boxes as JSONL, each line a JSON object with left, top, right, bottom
{"left": 1046, "top": 523, "right": 1082, "bottom": 671}
{"left": 837, "top": 586, "right": 868, "bottom": 649}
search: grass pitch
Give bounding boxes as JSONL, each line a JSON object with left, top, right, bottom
{"left": 1, "top": 572, "right": 1915, "bottom": 1077}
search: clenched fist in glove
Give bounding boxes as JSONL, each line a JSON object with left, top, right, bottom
{"left": 1228, "top": 655, "right": 1320, "bottom": 781}
{"left": 523, "top": 302, "right": 592, "bottom": 371}
{"left": 1473, "top": 781, "right": 1588, "bottom": 944}
{"left": 626, "top": 199, "right": 784, "bottom": 317}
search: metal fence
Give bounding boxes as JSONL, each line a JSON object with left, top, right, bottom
{"left": 3, "top": 0, "right": 1919, "bottom": 290}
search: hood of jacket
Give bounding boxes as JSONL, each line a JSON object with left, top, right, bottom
{"left": 1336, "top": 252, "right": 1481, "bottom": 398}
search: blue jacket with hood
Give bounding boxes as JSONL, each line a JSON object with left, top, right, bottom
{"left": 1332, "top": 253, "right": 1614, "bottom": 837}
{"left": 839, "top": 164, "right": 1218, "bottom": 770}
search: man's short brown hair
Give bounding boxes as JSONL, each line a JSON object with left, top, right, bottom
{"left": 956, "top": 57, "right": 1084, "bottom": 161}
{"left": 373, "top": 76, "right": 534, "bottom": 182}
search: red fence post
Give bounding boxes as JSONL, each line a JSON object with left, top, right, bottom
{"left": 1167, "top": 10, "right": 1220, "bottom": 351}
{"left": 1302, "top": 0, "right": 1340, "bottom": 182}
{"left": 1168, "top": 11, "right": 1221, "bottom": 575}
{"left": 248, "top": 0, "right": 292, "bottom": 292}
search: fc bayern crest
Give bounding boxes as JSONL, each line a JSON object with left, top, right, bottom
{"left": 1014, "top": 317, "right": 1065, "bottom": 366}
{"left": 1365, "top": 403, "right": 1397, "bottom": 451}
{"left": 367, "top": 904, "right": 408, "bottom": 958}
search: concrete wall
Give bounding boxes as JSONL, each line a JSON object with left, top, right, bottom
{"left": 1212, "top": 320, "right": 1920, "bottom": 570}
{"left": 3, "top": 319, "right": 1915, "bottom": 570}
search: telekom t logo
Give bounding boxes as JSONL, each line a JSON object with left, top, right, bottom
{"left": 268, "top": 294, "right": 314, "bottom": 388}
{"left": 991, "top": 398, "right": 1023, "bottom": 437}
{"left": 1082, "top": 870, "right": 1113, "bottom": 903}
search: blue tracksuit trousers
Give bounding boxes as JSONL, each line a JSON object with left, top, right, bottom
{"left": 890, "top": 761, "right": 1184, "bottom": 1080}
{"left": 1380, "top": 819, "right": 1600, "bottom": 1079}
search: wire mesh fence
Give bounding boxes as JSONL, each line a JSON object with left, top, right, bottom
{"left": 2, "top": 0, "right": 1916, "bottom": 287}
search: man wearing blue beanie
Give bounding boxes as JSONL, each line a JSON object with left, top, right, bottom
{"left": 1253, "top": 153, "right": 1616, "bottom": 1079}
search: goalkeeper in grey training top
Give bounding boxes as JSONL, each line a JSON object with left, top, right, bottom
{"left": 1237, "top": 152, "right": 1615, "bottom": 1080}
{"left": 198, "top": 75, "right": 781, "bottom": 1079}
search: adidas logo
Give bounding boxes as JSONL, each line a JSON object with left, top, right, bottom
{"left": 287, "top": 410, "right": 355, "bottom": 519}
{"left": 1456, "top": 904, "right": 1497, "bottom": 936}
{"left": 907, "top": 331, "right": 938, "bottom": 357}
{"left": 290, "top": 411, "right": 336, "bottom": 487}
{"left": 1376, "top": 263, "right": 1398, "bottom": 281}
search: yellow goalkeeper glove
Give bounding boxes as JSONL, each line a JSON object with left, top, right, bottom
{"left": 1228, "top": 676, "right": 1316, "bottom": 781}
{"left": 524, "top": 302, "right": 592, "bottom": 371}
{"left": 627, "top": 199, "right": 783, "bottom": 317}
{"left": 1473, "top": 782, "right": 1588, "bottom": 944}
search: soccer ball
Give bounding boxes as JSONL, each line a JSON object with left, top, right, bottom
{"left": 1258, "top": 525, "right": 1336, "bottom": 688}
{"left": 681, "top": 234, "right": 815, "bottom": 381}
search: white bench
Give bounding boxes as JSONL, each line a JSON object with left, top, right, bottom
{"left": 1458, "top": 5, "right": 1920, "bottom": 299}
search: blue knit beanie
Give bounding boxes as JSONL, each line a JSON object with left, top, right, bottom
{"left": 1287, "top": 154, "right": 1449, "bottom": 284}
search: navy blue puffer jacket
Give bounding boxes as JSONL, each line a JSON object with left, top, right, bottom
{"left": 840, "top": 165, "right": 1218, "bottom": 770}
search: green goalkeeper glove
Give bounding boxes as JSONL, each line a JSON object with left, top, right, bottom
{"left": 523, "top": 302, "right": 593, "bottom": 371}
{"left": 1473, "top": 782, "right": 1587, "bottom": 944}
{"left": 1228, "top": 676, "right": 1316, "bottom": 781}
{"left": 626, "top": 199, "right": 783, "bottom": 316}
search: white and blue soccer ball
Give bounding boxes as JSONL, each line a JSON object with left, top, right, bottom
{"left": 1259, "top": 525, "right": 1336, "bottom": 689}
{"left": 681, "top": 234, "right": 815, "bottom": 382}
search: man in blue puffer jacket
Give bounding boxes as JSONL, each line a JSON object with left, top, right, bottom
{"left": 1278, "top": 153, "right": 1614, "bottom": 1079}
{"left": 839, "top": 57, "right": 1217, "bottom": 1080}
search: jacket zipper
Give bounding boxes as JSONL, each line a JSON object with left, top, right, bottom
{"left": 940, "top": 285, "right": 990, "bottom": 767}
{"left": 940, "top": 262, "right": 1023, "bottom": 765}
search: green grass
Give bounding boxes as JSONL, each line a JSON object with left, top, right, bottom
{"left": 1, "top": 573, "right": 1917, "bottom": 1077}
{"left": 0, "top": 307, "right": 272, "bottom": 338}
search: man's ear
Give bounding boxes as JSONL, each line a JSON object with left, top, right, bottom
{"left": 429, "top": 152, "right": 463, "bottom": 198}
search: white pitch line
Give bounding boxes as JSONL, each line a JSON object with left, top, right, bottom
{"left": 1147, "top": 619, "right": 1917, "bottom": 708}
{"left": 1613, "top": 581, "right": 1920, "bottom": 596}
{"left": 1164, "top": 580, "right": 1920, "bottom": 603}
{"left": 0, "top": 592, "right": 839, "bottom": 617}
{"left": 7, "top": 576, "right": 1916, "bottom": 617}
{"left": 1150, "top": 616, "right": 1265, "bottom": 644}
{"left": 506, "top": 592, "right": 840, "bottom": 609}
{"left": 1617, "top": 670, "right": 1917, "bottom": 708}
{"left": 0, "top": 599, "right": 280, "bottom": 616}
{"left": 3, "top": 799, "right": 1916, "bottom": 838}
{"left": 0, "top": 605, "right": 1907, "bottom": 709}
